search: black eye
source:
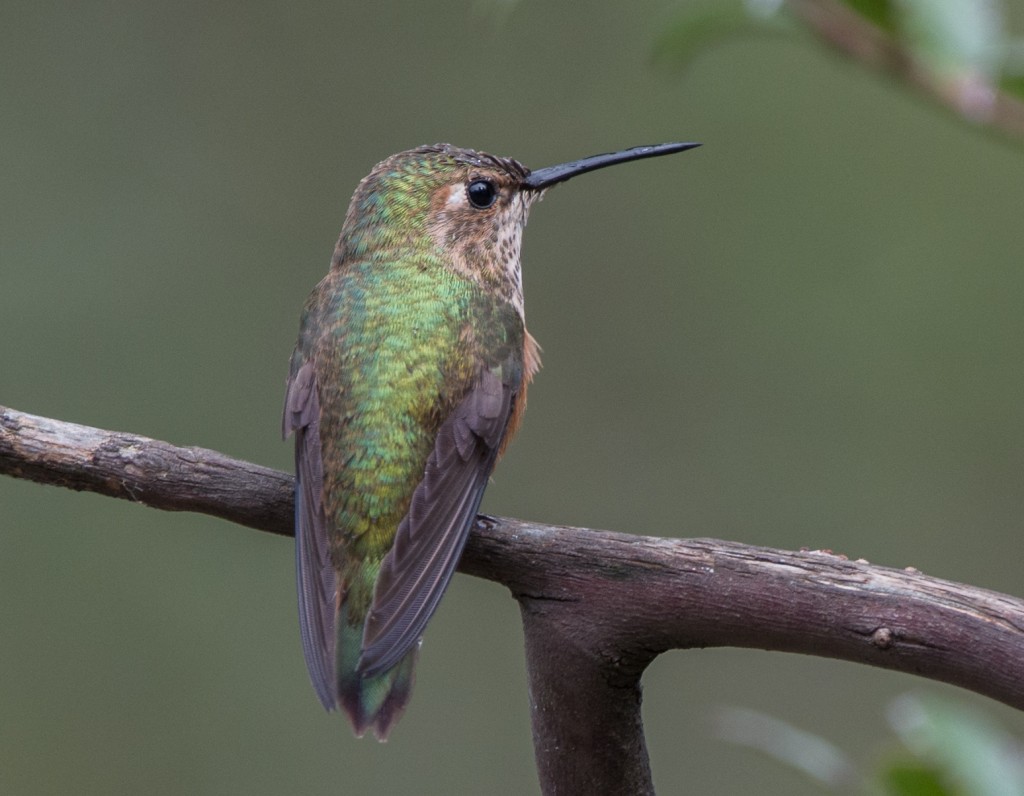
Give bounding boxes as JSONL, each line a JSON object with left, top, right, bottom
{"left": 467, "top": 179, "right": 498, "bottom": 209}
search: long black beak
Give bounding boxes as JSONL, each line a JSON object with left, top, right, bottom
{"left": 523, "top": 142, "right": 700, "bottom": 190}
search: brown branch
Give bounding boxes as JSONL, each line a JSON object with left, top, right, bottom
{"left": 4, "top": 404, "right": 1024, "bottom": 795}
{"left": 0, "top": 405, "right": 294, "bottom": 534}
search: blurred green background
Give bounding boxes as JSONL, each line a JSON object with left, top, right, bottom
{"left": 2, "top": 2, "right": 1024, "bottom": 794}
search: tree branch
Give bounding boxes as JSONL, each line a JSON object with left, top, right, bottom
{"left": 0, "top": 404, "right": 294, "bottom": 534}
{"left": 3, "top": 404, "right": 1024, "bottom": 795}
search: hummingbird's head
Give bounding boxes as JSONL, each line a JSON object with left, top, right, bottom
{"left": 333, "top": 141, "right": 701, "bottom": 312}
{"left": 335, "top": 143, "right": 540, "bottom": 312}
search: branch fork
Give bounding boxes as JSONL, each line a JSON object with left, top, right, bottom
{"left": 3, "top": 405, "right": 1023, "bottom": 795}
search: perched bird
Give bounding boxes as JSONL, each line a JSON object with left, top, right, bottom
{"left": 283, "top": 141, "right": 698, "bottom": 739}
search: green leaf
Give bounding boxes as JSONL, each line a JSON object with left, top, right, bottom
{"left": 1000, "top": 73, "right": 1024, "bottom": 99}
{"left": 887, "top": 694, "right": 1024, "bottom": 796}
{"left": 895, "top": 0, "right": 1004, "bottom": 79}
{"left": 844, "top": 0, "right": 898, "bottom": 34}
{"left": 877, "top": 759, "right": 956, "bottom": 796}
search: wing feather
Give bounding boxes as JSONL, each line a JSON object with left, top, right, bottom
{"left": 356, "top": 366, "right": 515, "bottom": 677}
{"left": 283, "top": 360, "right": 338, "bottom": 710}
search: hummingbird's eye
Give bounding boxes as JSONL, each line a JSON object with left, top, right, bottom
{"left": 466, "top": 179, "right": 498, "bottom": 209}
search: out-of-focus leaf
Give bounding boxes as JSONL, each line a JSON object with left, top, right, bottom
{"left": 654, "top": 0, "right": 793, "bottom": 68}
{"left": 895, "top": 0, "right": 1003, "bottom": 77}
{"left": 713, "top": 706, "right": 857, "bottom": 790}
{"left": 887, "top": 694, "right": 1024, "bottom": 796}
{"left": 845, "top": 0, "right": 898, "bottom": 34}
{"left": 893, "top": 0, "right": 1006, "bottom": 119}
{"left": 656, "top": 0, "right": 1024, "bottom": 136}
{"left": 876, "top": 760, "right": 955, "bottom": 796}
{"left": 1001, "top": 74, "right": 1024, "bottom": 100}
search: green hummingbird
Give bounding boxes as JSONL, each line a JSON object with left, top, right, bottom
{"left": 283, "top": 141, "right": 699, "bottom": 739}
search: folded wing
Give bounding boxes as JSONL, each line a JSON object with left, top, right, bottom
{"left": 283, "top": 360, "right": 338, "bottom": 710}
{"left": 356, "top": 365, "right": 515, "bottom": 678}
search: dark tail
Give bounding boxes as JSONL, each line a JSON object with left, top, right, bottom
{"left": 336, "top": 599, "right": 418, "bottom": 741}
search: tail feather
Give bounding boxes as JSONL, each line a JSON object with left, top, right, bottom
{"left": 336, "top": 601, "right": 418, "bottom": 741}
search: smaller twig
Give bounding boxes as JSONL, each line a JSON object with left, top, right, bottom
{"left": 790, "top": 0, "right": 1024, "bottom": 139}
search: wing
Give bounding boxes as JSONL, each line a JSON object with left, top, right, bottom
{"left": 282, "top": 360, "right": 338, "bottom": 710}
{"left": 356, "top": 364, "right": 516, "bottom": 678}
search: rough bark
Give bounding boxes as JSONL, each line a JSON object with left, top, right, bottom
{"left": 4, "top": 404, "right": 1024, "bottom": 795}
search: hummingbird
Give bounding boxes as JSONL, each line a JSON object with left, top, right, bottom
{"left": 282, "top": 141, "right": 699, "bottom": 739}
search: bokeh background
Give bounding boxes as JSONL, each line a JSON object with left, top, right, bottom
{"left": 3, "top": 2, "right": 1024, "bottom": 793}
